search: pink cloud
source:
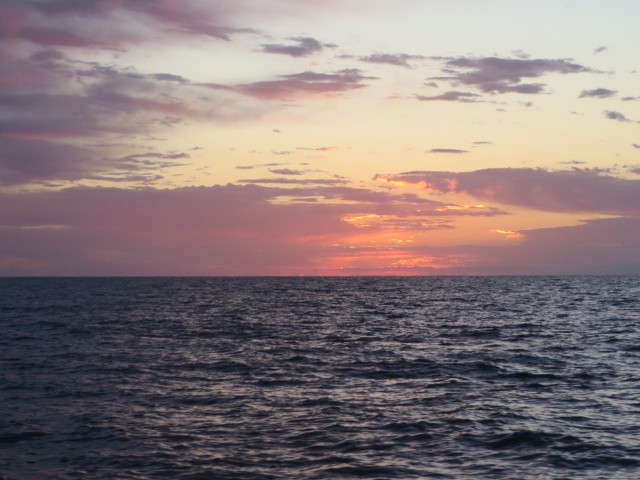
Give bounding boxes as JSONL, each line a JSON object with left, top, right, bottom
{"left": 0, "top": 183, "right": 509, "bottom": 275}
{"left": 0, "top": 183, "right": 637, "bottom": 275}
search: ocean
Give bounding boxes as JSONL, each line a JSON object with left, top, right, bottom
{"left": 1, "top": 276, "right": 639, "bottom": 479}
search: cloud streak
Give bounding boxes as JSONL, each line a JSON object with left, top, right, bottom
{"left": 261, "top": 37, "right": 335, "bottom": 57}
{"left": 415, "top": 91, "right": 481, "bottom": 103}
{"left": 237, "top": 69, "right": 376, "bottom": 100}
{"left": 359, "top": 53, "right": 425, "bottom": 68}
{"left": 428, "top": 148, "right": 468, "bottom": 154}
{"left": 377, "top": 168, "right": 640, "bottom": 215}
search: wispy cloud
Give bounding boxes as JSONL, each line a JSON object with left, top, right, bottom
{"left": 260, "top": 37, "right": 336, "bottom": 57}
{"left": 415, "top": 91, "right": 481, "bottom": 102}
{"left": 0, "top": 138, "right": 187, "bottom": 186}
{"left": 359, "top": 53, "right": 425, "bottom": 68}
{"left": 269, "top": 168, "right": 303, "bottom": 175}
{"left": 237, "top": 69, "right": 376, "bottom": 100}
{"left": 238, "top": 177, "right": 350, "bottom": 186}
{"left": 1, "top": 0, "right": 252, "bottom": 49}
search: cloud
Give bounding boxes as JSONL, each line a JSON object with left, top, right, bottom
{"left": 237, "top": 69, "right": 376, "bottom": 100}
{"left": 5, "top": 182, "right": 634, "bottom": 276}
{"left": 579, "top": 88, "right": 617, "bottom": 98}
{"left": 633, "top": 144, "right": 640, "bottom": 149}
{"left": 261, "top": 36, "right": 335, "bottom": 57}
{"left": 594, "top": 46, "right": 607, "bottom": 55}
{"left": 236, "top": 162, "right": 285, "bottom": 170}
{"left": 0, "top": 50, "right": 271, "bottom": 185}
{"left": 0, "top": 184, "right": 347, "bottom": 275}
{"left": 432, "top": 56, "right": 591, "bottom": 95}
{"left": 359, "top": 53, "right": 425, "bottom": 68}
{"left": 269, "top": 168, "right": 303, "bottom": 175}
{"left": 428, "top": 148, "right": 467, "bottom": 154}
{"left": 622, "top": 96, "right": 640, "bottom": 102}
{"left": 0, "top": 137, "right": 189, "bottom": 186}
{"left": 376, "top": 168, "right": 640, "bottom": 215}
{"left": 485, "top": 217, "right": 640, "bottom": 274}
{"left": 238, "top": 177, "right": 350, "bottom": 186}
{"left": 0, "top": 56, "right": 262, "bottom": 139}
{"left": 0, "top": 182, "right": 508, "bottom": 275}
{"left": 604, "top": 110, "right": 633, "bottom": 122}
{"left": 415, "top": 91, "right": 481, "bottom": 102}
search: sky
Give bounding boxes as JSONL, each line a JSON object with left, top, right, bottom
{"left": 1, "top": 0, "right": 640, "bottom": 276}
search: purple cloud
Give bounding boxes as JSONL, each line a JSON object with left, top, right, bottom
{"left": 0, "top": 137, "right": 187, "bottom": 186}
{"left": 485, "top": 217, "right": 640, "bottom": 274}
{"left": 579, "top": 88, "right": 617, "bottom": 98}
{"left": 238, "top": 177, "right": 350, "bottom": 186}
{"left": 433, "top": 56, "right": 591, "bottom": 95}
{"left": 604, "top": 110, "right": 632, "bottom": 122}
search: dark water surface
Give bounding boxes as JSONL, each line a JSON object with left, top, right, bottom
{"left": 1, "top": 276, "right": 640, "bottom": 479}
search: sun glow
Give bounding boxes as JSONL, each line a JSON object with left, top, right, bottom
{"left": 491, "top": 229, "right": 525, "bottom": 239}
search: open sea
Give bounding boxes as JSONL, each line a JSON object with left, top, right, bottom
{"left": 1, "top": 276, "right": 639, "bottom": 479}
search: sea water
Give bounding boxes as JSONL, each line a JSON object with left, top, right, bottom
{"left": 1, "top": 276, "right": 639, "bottom": 479}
